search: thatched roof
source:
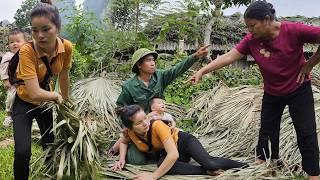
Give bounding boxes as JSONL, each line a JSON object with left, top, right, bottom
{"left": 148, "top": 15, "right": 320, "bottom": 52}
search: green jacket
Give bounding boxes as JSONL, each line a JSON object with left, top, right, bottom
{"left": 116, "top": 55, "right": 198, "bottom": 113}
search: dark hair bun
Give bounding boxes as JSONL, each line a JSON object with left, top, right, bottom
{"left": 244, "top": 1, "right": 276, "bottom": 21}
{"left": 41, "top": 0, "right": 53, "bottom": 5}
{"left": 267, "top": 3, "right": 275, "bottom": 14}
{"left": 115, "top": 107, "right": 126, "bottom": 115}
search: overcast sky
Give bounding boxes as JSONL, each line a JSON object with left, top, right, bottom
{"left": 223, "top": 0, "right": 320, "bottom": 17}
{"left": 1, "top": 0, "right": 320, "bottom": 23}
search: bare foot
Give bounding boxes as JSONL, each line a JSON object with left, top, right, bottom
{"left": 255, "top": 158, "right": 266, "bottom": 165}
{"left": 309, "top": 176, "right": 319, "bottom": 180}
{"left": 207, "top": 169, "right": 224, "bottom": 176}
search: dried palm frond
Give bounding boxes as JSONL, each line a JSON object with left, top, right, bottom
{"left": 188, "top": 83, "right": 320, "bottom": 178}
{"left": 311, "top": 67, "right": 320, "bottom": 90}
{"left": 101, "top": 156, "right": 293, "bottom": 179}
{"left": 165, "top": 103, "right": 186, "bottom": 120}
{"left": 31, "top": 101, "right": 100, "bottom": 180}
{"left": 71, "top": 77, "right": 122, "bottom": 137}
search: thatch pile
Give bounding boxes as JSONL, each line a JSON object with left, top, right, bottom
{"left": 33, "top": 70, "right": 320, "bottom": 179}
{"left": 188, "top": 83, "right": 263, "bottom": 158}
{"left": 187, "top": 82, "right": 320, "bottom": 178}
{"left": 312, "top": 68, "right": 320, "bottom": 90}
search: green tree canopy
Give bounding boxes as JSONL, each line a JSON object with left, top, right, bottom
{"left": 14, "top": 0, "right": 38, "bottom": 29}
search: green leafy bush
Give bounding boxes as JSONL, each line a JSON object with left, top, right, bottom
{"left": 176, "top": 119, "right": 198, "bottom": 133}
{"left": 70, "top": 47, "right": 90, "bottom": 82}
{"left": 0, "top": 82, "right": 6, "bottom": 110}
{"left": 164, "top": 65, "right": 262, "bottom": 106}
{"left": 0, "top": 111, "right": 11, "bottom": 140}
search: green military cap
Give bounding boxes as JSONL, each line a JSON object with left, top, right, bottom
{"left": 131, "top": 48, "right": 158, "bottom": 73}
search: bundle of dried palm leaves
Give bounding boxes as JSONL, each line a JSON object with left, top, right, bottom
{"left": 31, "top": 101, "right": 101, "bottom": 180}
{"left": 30, "top": 77, "right": 123, "bottom": 179}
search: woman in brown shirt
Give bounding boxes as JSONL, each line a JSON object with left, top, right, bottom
{"left": 12, "top": 0, "right": 73, "bottom": 179}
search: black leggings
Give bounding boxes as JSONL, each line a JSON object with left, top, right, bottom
{"left": 157, "top": 131, "right": 248, "bottom": 175}
{"left": 256, "top": 81, "right": 319, "bottom": 176}
{"left": 12, "top": 95, "right": 54, "bottom": 180}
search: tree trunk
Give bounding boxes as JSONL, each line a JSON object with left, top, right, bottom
{"left": 204, "top": 18, "right": 215, "bottom": 46}
{"left": 134, "top": 0, "right": 140, "bottom": 49}
{"left": 135, "top": 0, "right": 140, "bottom": 34}
{"left": 203, "top": 0, "right": 223, "bottom": 59}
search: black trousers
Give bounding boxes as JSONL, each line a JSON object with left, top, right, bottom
{"left": 158, "top": 131, "right": 248, "bottom": 175}
{"left": 12, "top": 95, "right": 54, "bottom": 180}
{"left": 256, "top": 81, "right": 319, "bottom": 176}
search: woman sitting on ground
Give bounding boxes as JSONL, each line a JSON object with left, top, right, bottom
{"left": 113, "top": 105, "right": 248, "bottom": 180}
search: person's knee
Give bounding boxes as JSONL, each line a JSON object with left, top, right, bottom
{"left": 296, "top": 130, "right": 318, "bottom": 145}
{"left": 258, "top": 126, "right": 274, "bottom": 137}
{"left": 42, "top": 132, "right": 54, "bottom": 144}
{"left": 126, "top": 144, "right": 147, "bottom": 165}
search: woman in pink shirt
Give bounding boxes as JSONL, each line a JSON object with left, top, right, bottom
{"left": 188, "top": 1, "right": 320, "bottom": 179}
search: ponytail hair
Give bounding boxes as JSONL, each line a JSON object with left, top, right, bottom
{"left": 244, "top": 1, "right": 276, "bottom": 21}
{"left": 41, "top": 0, "right": 53, "bottom": 5}
{"left": 116, "top": 105, "right": 143, "bottom": 129}
{"left": 30, "top": 0, "right": 61, "bottom": 30}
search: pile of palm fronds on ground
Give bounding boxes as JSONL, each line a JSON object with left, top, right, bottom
{"left": 165, "top": 102, "right": 187, "bottom": 120}
{"left": 102, "top": 156, "right": 289, "bottom": 180}
{"left": 312, "top": 67, "right": 320, "bottom": 90}
{"left": 187, "top": 82, "right": 320, "bottom": 179}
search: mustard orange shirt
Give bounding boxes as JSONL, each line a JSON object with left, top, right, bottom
{"left": 127, "top": 120, "right": 179, "bottom": 153}
{"left": 16, "top": 37, "right": 73, "bottom": 104}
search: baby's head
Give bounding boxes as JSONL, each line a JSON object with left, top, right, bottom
{"left": 8, "top": 28, "right": 26, "bottom": 54}
{"left": 150, "top": 97, "right": 166, "bottom": 113}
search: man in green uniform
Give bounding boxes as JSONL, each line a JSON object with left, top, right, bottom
{"left": 116, "top": 45, "right": 209, "bottom": 112}
{"left": 110, "top": 46, "right": 209, "bottom": 164}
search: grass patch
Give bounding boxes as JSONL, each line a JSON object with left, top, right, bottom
{"left": 0, "top": 111, "right": 13, "bottom": 141}
{"left": 0, "top": 110, "right": 44, "bottom": 179}
{"left": 176, "top": 118, "right": 197, "bottom": 133}
{"left": 0, "top": 143, "right": 42, "bottom": 179}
